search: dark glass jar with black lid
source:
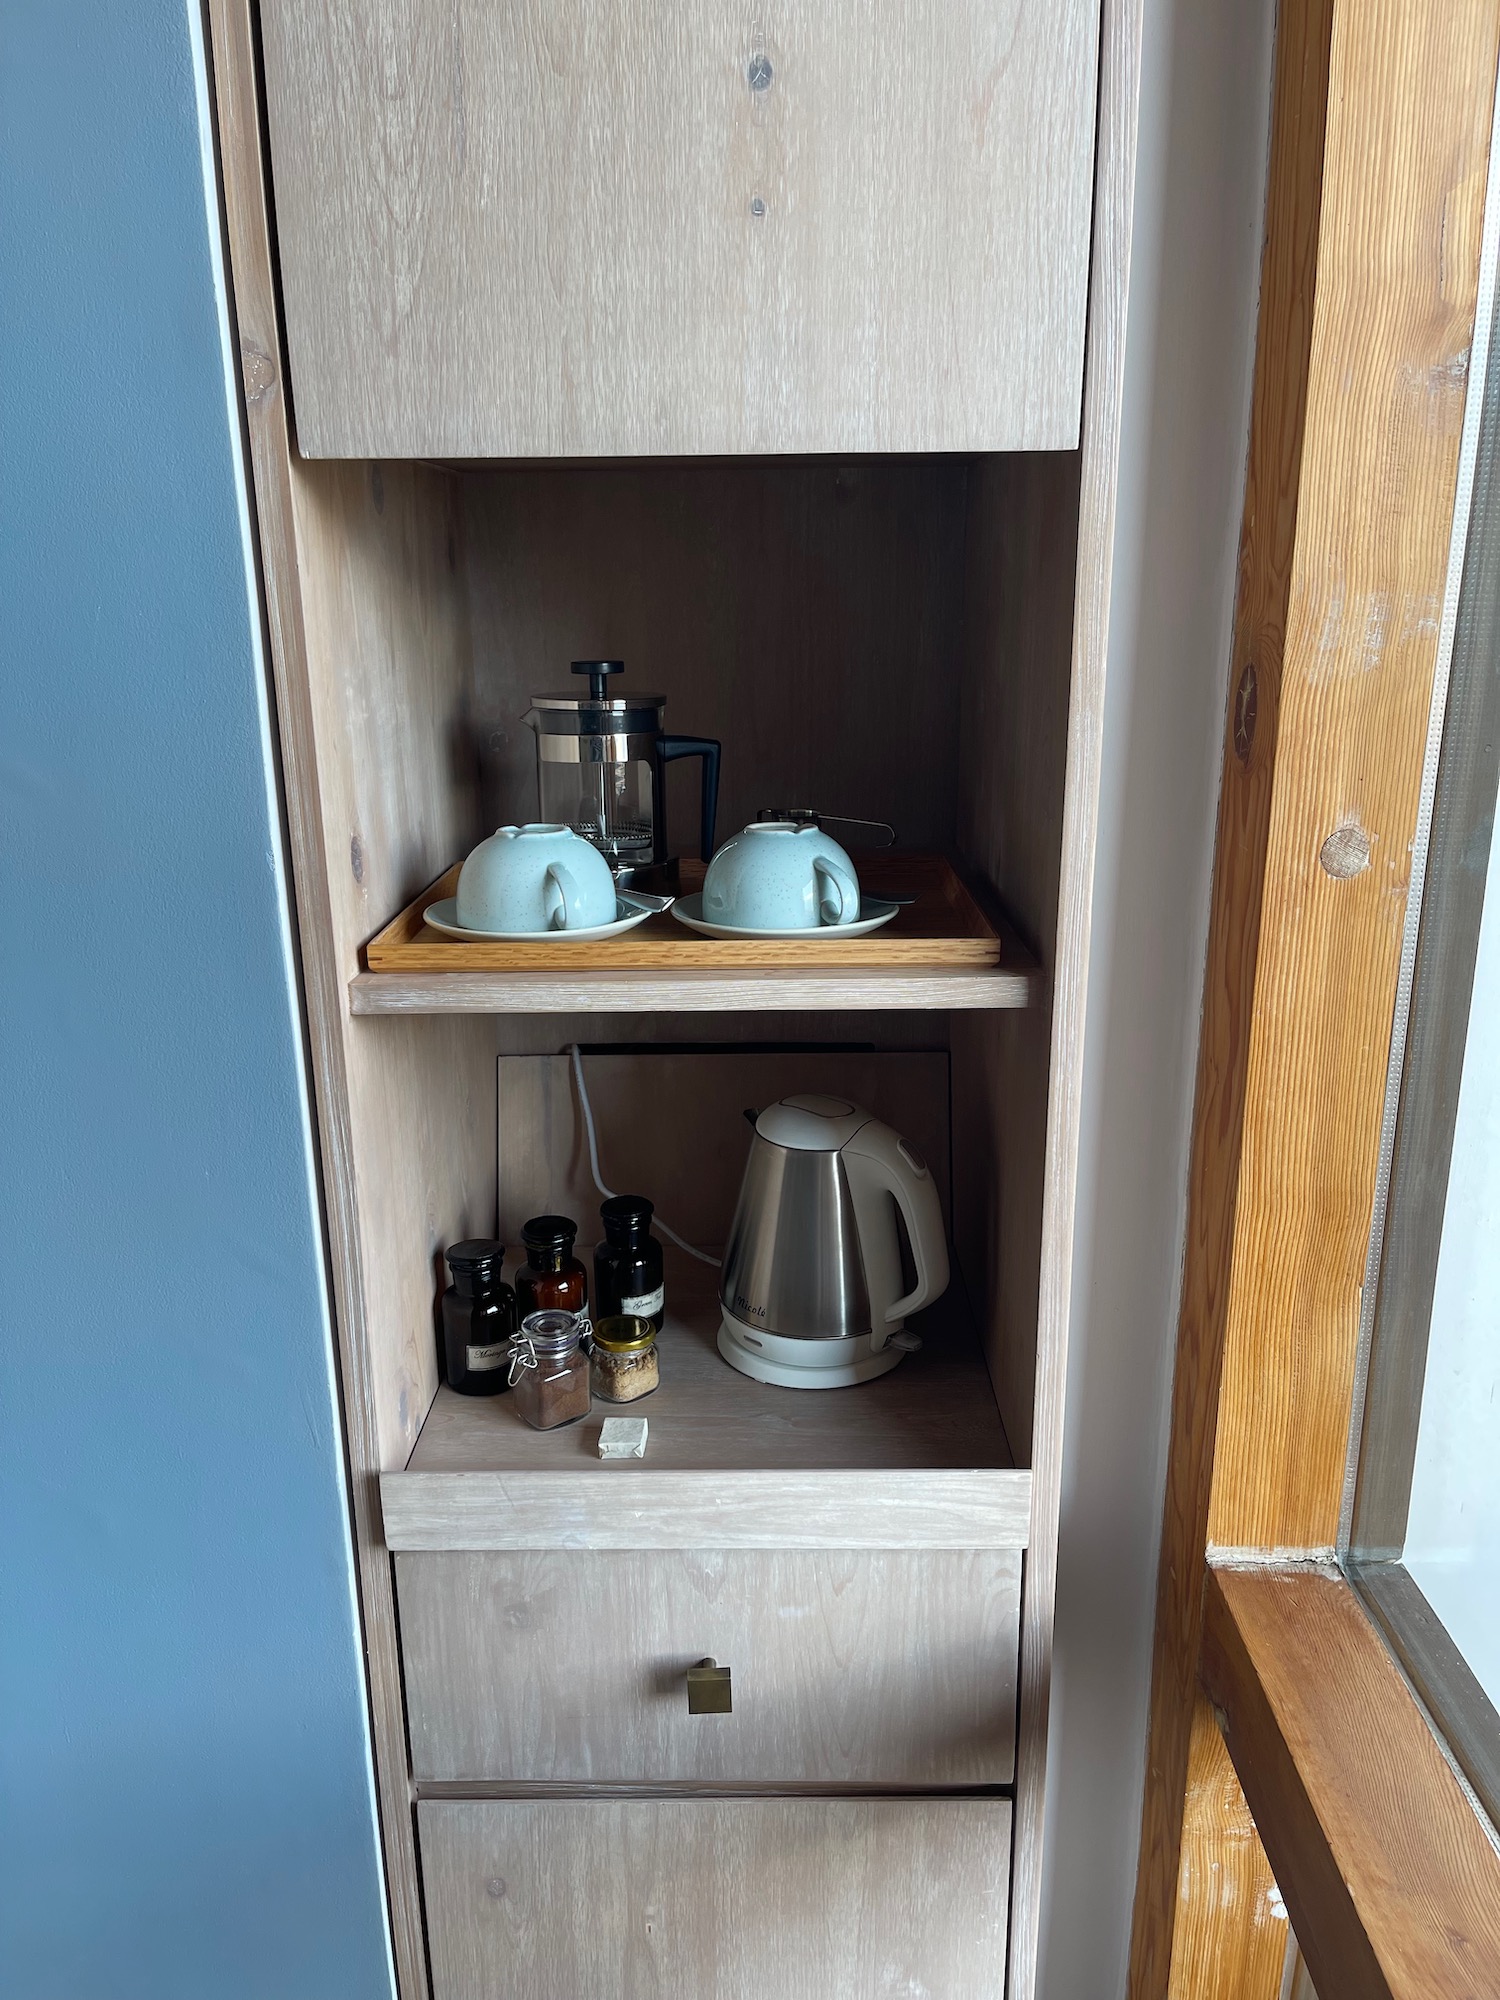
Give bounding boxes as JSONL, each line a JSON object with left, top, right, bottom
{"left": 440, "top": 1240, "right": 518, "bottom": 1396}
{"left": 515, "top": 1215, "right": 589, "bottom": 1320}
{"left": 593, "top": 1195, "right": 664, "bottom": 1330}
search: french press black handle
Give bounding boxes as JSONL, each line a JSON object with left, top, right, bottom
{"left": 657, "top": 735, "right": 721, "bottom": 862}
{"left": 571, "top": 659, "right": 626, "bottom": 702}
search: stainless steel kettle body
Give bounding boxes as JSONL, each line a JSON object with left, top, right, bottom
{"left": 721, "top": 1134, "right": 871, "bottom": 1342}
{"left": 718, "top": 1093, "right": 950, "bottom": 1389}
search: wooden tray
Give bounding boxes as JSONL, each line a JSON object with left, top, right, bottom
{"left": 364, "top": 854, "right": 1008, "bottom": 971}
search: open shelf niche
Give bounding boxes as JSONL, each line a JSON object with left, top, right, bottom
{"left": 283, "top": 446, "right": 1079, "bottom": 1485}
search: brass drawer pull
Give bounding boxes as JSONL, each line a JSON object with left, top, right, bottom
{"left": 687, "top": 1657, "right": 732, "bottom": 1715}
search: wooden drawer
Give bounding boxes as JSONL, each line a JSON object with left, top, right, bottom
{"left": 420, "top": 1797, "right": 1011, "bottom": 2000}
{"left": 259, "top": 0, "right": 1099, "bottom": 458}
{"left": 397, "top": 1549, "right": 1019, "bottom": 1785}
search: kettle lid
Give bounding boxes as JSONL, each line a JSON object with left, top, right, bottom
{"left": 755, "top": 1094, "right": 872, "bottom": 1152}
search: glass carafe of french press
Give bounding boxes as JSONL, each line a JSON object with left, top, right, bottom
{"left": 529, "top": 661, "right": 720, "bottom": 890}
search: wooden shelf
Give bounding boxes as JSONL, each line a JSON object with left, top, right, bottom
{"left": 380, "top": 1256, "right": 1029, "bottom": 1553}
{"left": 352, "top": 854, "right": 1040, "bottom": 1015}
{"left": 351, "top": 962, "right": 1035, "bottom": 1015}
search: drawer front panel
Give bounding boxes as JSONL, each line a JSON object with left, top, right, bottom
{"left": 420, "top": 1797, "right": 1011, "bottom": 2000}
{"left": 398, "top": 1548, "right": 1020, "bottom": 1785}
{"left": 259, "top": 0, "right": 1098, "bottom": 458}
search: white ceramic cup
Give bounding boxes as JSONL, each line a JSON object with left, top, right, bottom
{"left": 455, "top": 823, "right": 618, "bottom": 934}
{"left": 701, "top": 821, "right": 861, "bottom": 931}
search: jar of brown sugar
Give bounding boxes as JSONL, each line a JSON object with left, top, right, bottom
{"left": 589, "top": 1315, "right": 660, "bottom": 1404}
{"left": 508, "top": 1310, "right": 592, "bottom": 1430}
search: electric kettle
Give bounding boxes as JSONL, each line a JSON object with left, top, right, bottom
{"left": 718, "top": 1095, "right": 950, "bottom": 1388}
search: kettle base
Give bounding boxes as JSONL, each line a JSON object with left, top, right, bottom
{"left": 717, "top": 1315, "right": 906, "bottom": 1390}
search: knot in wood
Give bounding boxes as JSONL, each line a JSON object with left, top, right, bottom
{"left": 240, "top": 339, "right": 276, "bottom": 404}
{"left": 1232, "top": 663, "right": 1258, "bottom": 764}
{"left": 1318, "top": 821, "right": 1372, "bottom": 879}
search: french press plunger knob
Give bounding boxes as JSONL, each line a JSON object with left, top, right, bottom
{"left": 572, "top": 659, "right": 626, "bottom": 702}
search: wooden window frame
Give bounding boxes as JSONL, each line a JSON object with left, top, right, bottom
{"left": 1342, "top": 192, "right": 1500, "bottom": 1838}
{"left": 1127, "top": 3, "right": 1500, "bottom": 1997}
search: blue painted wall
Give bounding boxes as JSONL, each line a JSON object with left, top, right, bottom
{"left": 0, "top": 4, "right": 395, "bottom": 1995}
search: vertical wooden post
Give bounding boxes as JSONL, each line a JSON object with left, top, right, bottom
{"left": 1130, "top": 1, "right": 1500, "bottom": 1992}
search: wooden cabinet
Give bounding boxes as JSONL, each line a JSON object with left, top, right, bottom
{"left": 206, "top": 0, "right": 1144, "bottom": 1986}
{"left": 258, "top": 0, "right": 1100, "bottom": 458}
{"left": 419, "top": 1798, "right": 1012, "bottom": 2000}
{"left": 397, "top": 1548, "right": 1021, "bottom": 1785}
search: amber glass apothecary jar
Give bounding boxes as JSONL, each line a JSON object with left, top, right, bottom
{"left": 508, "top": 1310, "right": 592, "bottom": 1430}
{"left": 515, "top": 1215, "right": 589, "bottom": 1319}
{"left": 440, "top": 1240, "right": 517, "bottom": 1397}
{"left": 594, "top": 1195, "right": 665, "bottom": 1330}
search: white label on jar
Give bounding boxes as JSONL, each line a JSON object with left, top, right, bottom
{"left": 622, "top": 1285, "right": 664, "bottom": 1318}
{"left": 466, "top": 1342, "right": 509, "bottom": 1371}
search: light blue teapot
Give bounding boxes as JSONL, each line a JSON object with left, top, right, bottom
{"left": 702, "top": 821, "right": 861, "bottom": 931}
{"left": 455, "top": 823, "right": 617, "bottom": 934}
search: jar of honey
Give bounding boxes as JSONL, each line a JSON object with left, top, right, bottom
{"left": 589, "top": 1314, "right": 660, "bottom": 1403}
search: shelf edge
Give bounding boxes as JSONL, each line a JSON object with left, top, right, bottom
{"left": 350, "top": 966, "right": 1038, "bottom": 1015}
{"left": 380, "top": 1467, "right": 1033, "bottom": 1552}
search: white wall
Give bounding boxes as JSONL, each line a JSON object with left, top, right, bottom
{"left": 1036, "top": 1, "right": 1277, "bottom": 1992}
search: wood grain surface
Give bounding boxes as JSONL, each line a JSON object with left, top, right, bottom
{"left": 459, "top": 457, "right": 971, "bottom": 860}
{"left": 397, "top": 1548, "right": 1020, "bottom": 1784}
{"left": 1164, "top": 1700, "right": 1287, "bottom": 2000}
{"left": 291, "top": 465, "right": 500, "bottom": 1471}
{"left": 383, "top": 1250, "right": 1031, "bottom": 1550}
{"left": 258, "top": 0, "right": 1097, "bottom": 457}
{"left": 351, "top": 962, "right": 1034, "bottom": 1015}
{"left": 401, "top": 1250, "right": 1011, "bottom": 1475}
{"left": 365, "top": 855, "right": 1007, "bottom": 970}
{"left": 495, "top": 1049, "right": 951, "bottom": 1252}
{"left": 418, "top": 1797, "right": 1011, "bottom": 2000}
{"left": 1206, "top": 0, "right": 1500, "bottom": 1557}
{"left": 1126, "top": 3, "right": 1337, "bottom": 1987}
{"left": 382, "top": 1466, "right": 1032, "bottom": 1553}
{"left": 1130, "top": 3, "right": 1500, "bottom": 1994}
{"left": 1202, "top": 1566, "right": 1500, "bottom": 2000}
{"left": 953, "top": 451, "right": 1082, "bottom": 1465}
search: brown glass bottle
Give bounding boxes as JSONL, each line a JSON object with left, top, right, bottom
{"left": 515, "top": 1215, "right": 589, "bottom": 1320}
{"left": 593, "top": 1195, "right": 664, "bottom": 1331}
{"left": 440, "top": 1240, "right": 517, "bottom": 1396}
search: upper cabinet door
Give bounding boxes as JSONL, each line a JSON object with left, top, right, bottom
{"left": 259, "top": 1, "right": 1101, "bottom": 459}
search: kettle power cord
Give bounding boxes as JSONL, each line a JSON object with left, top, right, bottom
{"left": 568, "top": 1043, "right": 721, "bottom": 1268}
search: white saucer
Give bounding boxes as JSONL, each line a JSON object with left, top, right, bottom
{"left": 671, "top": 894, "right": 901, "bottom": 941}
{"left": 422, "top": 897, "right": 658, "bottom": 943}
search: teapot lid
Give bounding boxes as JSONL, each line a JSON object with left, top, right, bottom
{"left": 755, "top": 1094, "right": 873, "bottom": 1152}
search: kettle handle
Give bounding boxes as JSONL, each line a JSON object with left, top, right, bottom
{"left": 841, "top": 1121, "right": 950, "bottom": 1350}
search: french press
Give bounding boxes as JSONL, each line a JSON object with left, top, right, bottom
{"left": 528, "top": 661, "right": 720, "bottom": 889}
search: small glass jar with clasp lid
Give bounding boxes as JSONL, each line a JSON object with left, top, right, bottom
{"left": 508, "top": 1310, "right": 592, "bottom": 1430}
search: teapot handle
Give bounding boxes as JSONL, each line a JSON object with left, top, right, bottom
{"left": 841, "top": 1121, "right": 950, "bottom": 1349}
{"left": 814, "top": 854, "right": 860, "bottom": 925}
{"left": 544, "top": 861, "right": 578, "bottom": 930}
